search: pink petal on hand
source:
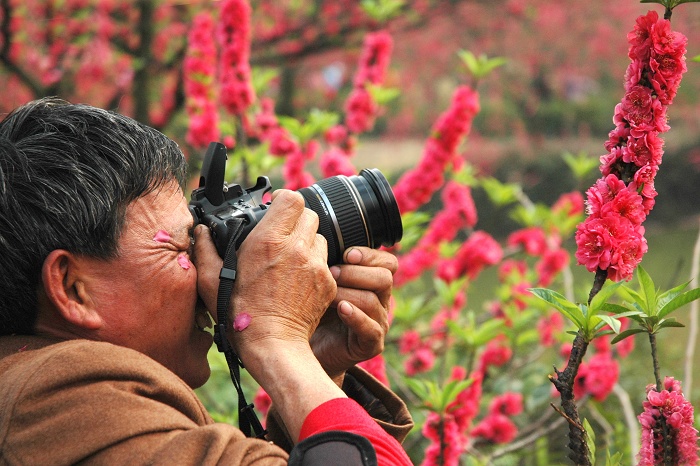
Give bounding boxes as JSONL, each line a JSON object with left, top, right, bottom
{"left": 233, "top": 313, "right": 252, "bottom": 332}
{"left": 177, "top": 254, "right": 191, "bottom": 270}
{"left": 153, "top": 230, "right": 171, "bottom": 242}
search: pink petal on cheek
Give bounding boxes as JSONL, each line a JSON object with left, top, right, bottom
{"left": 177, "top": 254, "right": 191, "bottom": 270}
{"left": 233, "top": 313, "right": 252, "bottom": 332}
{"left": 153, "top": 230, "right": 172, "bottom": 242}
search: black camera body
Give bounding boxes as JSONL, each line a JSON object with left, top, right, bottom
{"left": 189, "top": 142, "right": 403, "bottom": 266}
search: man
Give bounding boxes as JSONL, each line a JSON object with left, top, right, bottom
{"left": 0, "top": 98, "right": 413, "bottom": 464}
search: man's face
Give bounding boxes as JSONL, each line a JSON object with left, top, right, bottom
{"left": 83, "top": 181, "right": 213, "bottom": 388}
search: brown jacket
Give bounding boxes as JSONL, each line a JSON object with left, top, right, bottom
{"left": 0, "top": 335, "right": 412, "bottom": 465}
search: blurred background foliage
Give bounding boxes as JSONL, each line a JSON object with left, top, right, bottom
{"left": 3, "top": 1, "right": 700, "bottom": 463}
{"left": 3, "top": 0, "right": 700, "bottom": 232}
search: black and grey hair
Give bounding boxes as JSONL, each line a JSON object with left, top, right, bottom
{"left": 0, "top": 97, "right": 188, "bottom": 335}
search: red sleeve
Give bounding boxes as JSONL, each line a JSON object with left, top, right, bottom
{"left": 298, "top": 398, "right": 412, "bottom": 465}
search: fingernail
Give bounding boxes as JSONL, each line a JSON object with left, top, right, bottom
{"left": 338, "top": 301, "right": 353, "bottom": 317}
{"left": 346, "top": 248, "right": 362, "bottom": 264}
{"left": 330, "top": 266, "right": 341, "bottom": 280}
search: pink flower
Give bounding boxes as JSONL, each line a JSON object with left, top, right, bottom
{"left": 637, "top": 377, "right": 698, "bottom": 465}
{"left": 320, "top": 147, "right": 356, "bottom": 177}
{"left": 489, "top": 392, "right": 523, "bottom": 416}
{"left": 536, "top": 248, "right": 570, "bottom": 286}
{"left": 398, "top": 330, "right": 421, "bottom": 354}
{"left": 394, "top": 180, "right": 479, "bottom": 287}
{"left": 447, "top": 369, "right": 483, "bottom": 432}
{"left": 352, "top": 31, "right": 393, "bottom": 87}
{"left": 478, "top": 336, "right": 512, "bottom": 374}
{"left": 584, "top": 174, "right": 627, "bottom": 218}
{"left": 438, "top": 231, "right": 503, "bottom": 282}
{"left": 507, "top": 227, "right": 547, "bottom": 256}
{"left": 392, "top": 86, "right": 480, "bottom": 214}
{"left": 184, "top": 13, "right": 219, "bottom": 148}
{"left": 357, "top": 354, "right": 389, "bottom": 386}
{"left": 575, "top": 215, "right": 647, "bottom": 281}
{"left": 576, "top": 11, "right": 686, "bottom": 282}
{"left": 552, "top": 191, "right": 585, "bottom": 218}
{"left": 343, "top": 30, "right": 393, "bottom": 135}
{"left": 217, "top": 0, "right": 255, "bottom": 115}
{"left": 344, "top": 87, "right": 378, "bottom": 134}
{"left": 404, "top": 346, "right": 436, "bottom": 376}
{"left": 394, "top": 248, "right": 439, "bottom": 287}
{"left": 627, "top": 11, "right": 656, "bottom": 62}
{"left": 537, "top": 312, "right": 565, "bottom": 347}
{"left": 572, "top": 353, "right": 619, "bottom": 402}
{"left": 254, "top": 387, "right": 271, "bottom": 418}
{"left": 575, "top": 216, "right": 616, "bottom": 272}
{"left": 498, "top": 259, "right": 528, "bottom": 283}
{"left": 442, "top": 181, "right": 478, "bottom": 229}
{"left": 421, "top": 412, "right": 463, "bottom": 466}
{"left": 470, "top": 413, "right": 518, "bottom": 444}
{"left": 600, "top": 187, "right": 646, "bottom": 226}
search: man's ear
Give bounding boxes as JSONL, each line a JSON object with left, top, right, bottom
{"left": 41, "top": 249, "right": 103, "bottom": 330}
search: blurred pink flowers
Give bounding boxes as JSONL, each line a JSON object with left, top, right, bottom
{"left": 184, "top": 13, "right": 220, "bottom": 148}
{"left": 218, "top": 0, "right": 255, "bottom": 115}
{"left": 392, "top": 86, "right": 480, "bottom": 214}
{"left": 344, "top": 31, "right": 393, "bottom": 134}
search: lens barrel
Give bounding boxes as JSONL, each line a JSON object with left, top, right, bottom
{"left": 297, "top": 169, "right": 403, "bottom": 265}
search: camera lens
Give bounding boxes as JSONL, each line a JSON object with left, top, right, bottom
{"left": 297, "top": 168, "right": 403, "bottom": 265}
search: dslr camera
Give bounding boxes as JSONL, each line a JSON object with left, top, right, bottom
{"left": 189, "top": 142, "right": 403, "bottom": 266}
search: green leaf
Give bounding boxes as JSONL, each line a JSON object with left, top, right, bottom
{"left": 658, "top": 287, "right": 700, "bottom": 319}
{"left": 471, "top": 318, "right": 507, "bottom": 347}
{"left": 480, "top": 177, "right": 520, "bottom": 206}
{"left": 606, "top": 450, "right": 624, "bottom": 466}
{"left": 458, "top": 50, "right": 507, "bottom": 79}
{"left": 611, "top": 328, "right": 646, "bottom": 344}
{"left": 529, "top": 288, "right": 586, "bottom": 329}
{"left": 583, "top": 418, "right": 596, "bottom": 465}
{"left": 404, "top": 379, "right": 431, "bottom": 404}
{"left": 562, "top": 151, "right": 598, "bottom": 181}
{"left": 360, "top": 0, "right": 405, "bottom": 21}
{"left": 640, "top": 0, "right": 700, "bottom": 8}
{"left": 590, "top": 281, "right": 624, "bottom": 312}
{"left": 366, "top": 84, "right": 401, "bottom": 106}
{"left": 599, "top": 302, "right": 642, "bottom": 317}
{"left": 440, "top": 379, "right": 474, "bottom": 409}
{"left": 636, "top": 266, "right": 658, "bottom": 314}
{"left": 251, "top": 67, "right": 279, "bottom": 95}
{"left": 598, "top": 315, "right": 622, "bottom": 334}
{"left": 692, "top": 54, "right": 700, "bottom": 63}
{"left": 618, "top": 285, "right": 643, "bottom": 305}
{"left": 657, "top": 319, "right": 686, "bottom": 329}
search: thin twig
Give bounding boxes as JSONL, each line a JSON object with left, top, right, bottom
{"left": 550, "top": 402, "right": 585, "bottom": 431}
{"left": 612, "top": 382, "right": 639, "bottom": 457}
{"left": 491, "top": 414, "right": 567, "bottom": 459}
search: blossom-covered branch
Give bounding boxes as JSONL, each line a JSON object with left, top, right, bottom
{"left": 575, "top": 10, "right": 687, "bottom": 283}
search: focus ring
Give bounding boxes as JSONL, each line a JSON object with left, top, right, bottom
{"left": 316, "top": 177, "right": 368, "bottom": 252}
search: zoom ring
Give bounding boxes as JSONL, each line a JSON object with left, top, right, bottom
{"left": 316, "top": 177, "right": 368, "bottom": 251}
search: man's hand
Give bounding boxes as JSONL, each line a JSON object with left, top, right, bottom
{"left": 193, "top": 190, "right": 348, "bottom": 441}
{"left": 193, "top": 190, "right": 337, "bottom": 347}
{"left": 310, "top": 247, "right": 398, "bottom": 384}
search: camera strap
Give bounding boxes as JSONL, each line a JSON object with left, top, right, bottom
{"left": 214, "top": 217, "right": 268, "bottom": 439}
